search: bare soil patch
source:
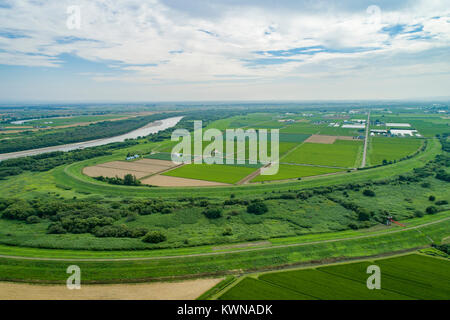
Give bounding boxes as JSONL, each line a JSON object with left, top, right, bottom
{"left": 0, "top": 278, "right": 222, "bottom": 300}
{"left": 83, "top": 166, "right": 150, "bottom": 179}
{"left": 305, "top": 135, "right": 358, "bottom": 144}
{"left": 305, "top": 135, "right": 337, "bottom": 144}
{"left": 141, "top": 175, "right": 230, "bottom": 187}
{"left": 83, "top": 159, "right": 177, "bottom": 179}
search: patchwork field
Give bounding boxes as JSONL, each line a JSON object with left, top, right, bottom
{"left": 282, "top": 140, "right": 363, "bottom": 168}
{"left": 368, "top": 137, "right": 423, "bottom": 166}
{"left": 83, "top": 159, "right": 177, "bottom": 179}
{"left": 162, "top": 163, "right": 258, "bottom": 184}
{"left": 252, "top": 164, "right": 345, "bottom": 182}
{"left": 218, "top": 254, "right": 450, "bottom": 300}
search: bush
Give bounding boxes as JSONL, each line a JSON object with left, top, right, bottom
{"left": 247, "top": 202, "right": 268, "bottom": 215}
{"left": 222, "top": 227, "right": 233, "bottom": 236}
{"left": 436, "top": 200, "right": 448, "bottom": 205}
{"left": 429, "top": 195, "right": 436, "bottom": 201}
{"left": 358, "top": 210, "right": 371, "bottom": 221}
{"left": 426, "top": 206, "right": 438, "bottom": 214}
{"left": 47, "top": 222, "right": 67, "bottom": 234}
{"left": 203, "top": 208, "right": 223, "bottom": 219}
{"left": 125, "top": 212, "right": 138, "bottom": 222}
{"left": 26, "top": 215, "right": 40, "bottom": 224}
{"left": 362, "top": 189, "right": 375, "bottom": 197}
{"left": 142, "top": 231, "right": 167, "bottom": 243}
{"left": 414, "top": 210, "right": 424, "bottom": 218}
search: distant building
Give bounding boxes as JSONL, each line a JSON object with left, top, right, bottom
{"left": 126, "top": 154, "right": 140, "bottom": 160}
{"left": 386, "top": 123, "right": 411, "bottom": 127}
{"left": 342, "top": 124, "right": 365, "bottom": 129}
{"left": 389, "top": 129, "right": 418, "bottom": 137}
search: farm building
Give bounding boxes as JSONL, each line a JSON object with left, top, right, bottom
{"left": 126, "top": 154, "right": 140, "bottom": 160}
{"left": 342, "top": 124, "right": 365, "bottom": 129}
{"left": 386, "top": 123, "right": 411, "bottom": 127}
{"left": 389, "top": 129, "right": 418, "bottom": 137}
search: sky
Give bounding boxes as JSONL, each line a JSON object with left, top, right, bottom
{"left": 0, "top": 0, "right": 449, "bottom": 102}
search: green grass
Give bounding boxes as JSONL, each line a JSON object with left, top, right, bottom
{"left": 282, "top": 140, "right": 363, "bottom": 168}
{"left": 368, "top": 137, "right": 423, "bottom": 166}
{"left": 162, "top": 163, "right": 258, "bottom": 184}
{"left": 252, "top": 164, "right": 345, "bottom": 182}
{"left": 0, "top": 218, "right": 447, "bottom": 283}
{"left": 218, "top": 277, "right": 314, "bottom": 300}
{"left": 217, "top": 254, "right": 450, "bottom": 300}
{"left": 196, "top": 276, "right": 237, "bottom": 300}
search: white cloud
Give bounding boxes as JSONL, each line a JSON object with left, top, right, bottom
{"left": 0, "top": 0, "right": 449, "bottom": 100}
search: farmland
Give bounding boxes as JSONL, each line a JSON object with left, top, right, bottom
{"left": 282, "top": 140, "right": 363, "bottom": 168}
{"left": 368, "top": 137, "right": 423, "bottom": 166}
{"left": 217, "top": 254, "right": 450, "bottom": 300}
{"left": 252, "top": 164, "right": 345, "bottom": 182}
{"left": 0, "top": 104, "right": 448, "bottom": 297}
{"left": 162, "top": 163, "right": 258, "bottom": 184}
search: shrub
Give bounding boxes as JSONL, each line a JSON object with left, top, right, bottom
{"left": 125, "top": 212, "right": 138, "bottom": 222}
{"left": 47, "top": 222, "right": 67, "bottom": 234}
{"left": 362, "top": 189, "right": 375, "bottom": 197}
{"left": 414, "top": 210, "right": 424, "bottom": 218}
{"left": 358, "top": 210, "right": 371, "bottom": 221}
{"left": 426, "top": 206, "right": 438, "bottom": 214}
{"left": 142, "top": 231, "right": 167, "bottom": 243}
{"left": 222, "top": 227, "right": 233, "bottom": 236}
{"left": 429, "top": 195, "right": 436, "bottom": 201}
{"left": 247, "top": 202, "right": 268, "bottom": 215}
{"left": 435, "top": 200, "right": 448, "bottom": 205}
{"left": 203, "top": 208, "right": 223, "bottom": 219}
{"left": 26, "top": 215, "right": 40, "bottom": 224}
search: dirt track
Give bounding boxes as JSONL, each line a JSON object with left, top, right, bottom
{"left": 141, "top": 175, "right": 230, "bottom": 187}
{"left": 0, "top": 278, "right": 222, "bottom": 300}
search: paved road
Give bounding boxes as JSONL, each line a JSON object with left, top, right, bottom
{"left": 361, "top": 111, "right": 371, "bottom": 168}
{"left": 0, "top": 216, "right": 446, "bottom": 262}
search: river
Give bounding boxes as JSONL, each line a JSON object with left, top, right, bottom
{"left": 0, "top": 116, "right": 183, "bottom": 161}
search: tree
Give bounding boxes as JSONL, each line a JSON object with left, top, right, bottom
{"left": 203, "top": 208, "right": 222, "bottom": 219}
{"left": 142, "top": 231, "right": 167, "bottom": 243}
{"left": 247, "top": 201, "right": 268, "bottom": 215}
{"left": 429, "top": 195, "right": 436, "bottom": 201}
{"left": 426, "top": 206, "right": 438, "bottom": 214}
{"left": 362, "top": 189, "right": 375, "bottom": 197}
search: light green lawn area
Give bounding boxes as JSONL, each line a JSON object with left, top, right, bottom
{"left": 282, "top": 140, "right": 363, "bottom": 168}
{"left": 368, "top": 137, "right": 423, "bottom": 166}
{"left": 252, "top": 164, "right": 345, "bottom": 182}
{"left": 162, "top": 163, "right": 258, "bottom": 184}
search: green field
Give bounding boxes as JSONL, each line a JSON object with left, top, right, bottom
{"left": 282, "top": 140, "right": 363, "bottom": 168}
{"left": 217, "top": 254, "right": 450, "bottom": 300}
{"left": 368, "top": 137, "right": 423, "bottom": 166}
{"left": 252, "top": 164, "right": 345, "bottom": 182}
{"left": 162, "top": 163, "right": 257, "bottom": 184}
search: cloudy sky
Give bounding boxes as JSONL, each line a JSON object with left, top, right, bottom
{"left": 0, "top": 0, "right": 449, "bottom": 102}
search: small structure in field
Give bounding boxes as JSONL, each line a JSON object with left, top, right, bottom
{"left": 126, "top": 154, "right": 140, "bottom": 161}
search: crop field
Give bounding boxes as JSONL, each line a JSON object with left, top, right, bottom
{"left": 83, "top": 159, "right": 177, "bottom": 179}
{"left": 368, "top": 137, "right": 423, "bottom": 166}
{"left": 252, "top": 164, "right": 345, "bottom": 182}
{"left": 217, "top": 254, "right": 450, "bottom": 300}
{"left": 162, "top": 163, "right": 258, "bottom": 184}
{"left": 282, "top": 140, "right": 363, "bottom": 168}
